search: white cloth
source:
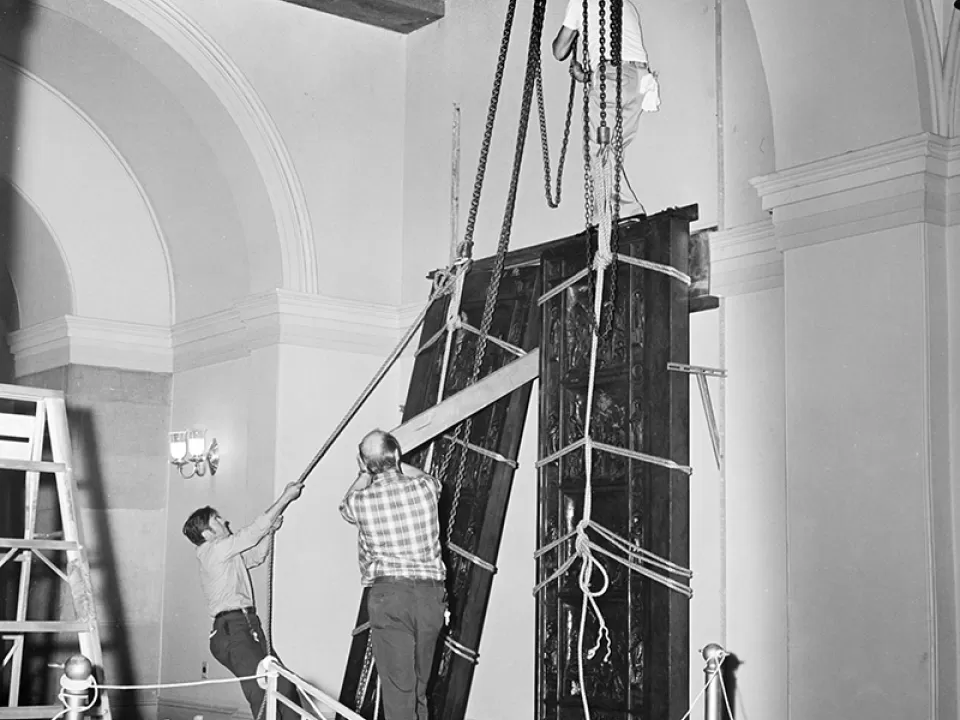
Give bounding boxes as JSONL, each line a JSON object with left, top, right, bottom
{"left": 639, "top": 71, "right": 660, "bottom": 112}
{"left": 562, "top": 0, "right": 647, "bottom": 67}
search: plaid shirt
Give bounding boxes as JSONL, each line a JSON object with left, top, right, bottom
{"left": 340, "top": 468, "right": 446, "bottom": 586}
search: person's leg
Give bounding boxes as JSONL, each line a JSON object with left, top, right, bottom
{"left": 588, "top": 64, "right": 645, "bottom": 218}
{"left": 615, "top": 64, "right": 644, "bottom": 216}
{"left": 368, "top": 583, "right": 417, "bottom": 720}
{"left": 413, "top": 586, "right": 446, "bottom": 720}
{"left": 245, "top": 615, "right": 304, "bottom": 720}
{"left": 210, "top": 618, "right": 267, "bottom": 718}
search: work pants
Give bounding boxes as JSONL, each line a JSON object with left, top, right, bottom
{"left": 209, "top": 609, "right": 303, "bottom": 720}
{"left": 367, "top": 577, "right": 447, "bottom": 720}
{"left": 587, "top": 60, "right": 651, "bottom": 218}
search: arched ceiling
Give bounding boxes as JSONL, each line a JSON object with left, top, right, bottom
{"left": 742, "top": 0, "right": 925, "bottom": 169}
{"left": 0, "top": 60, "right": 170, "bottom": 325}
{"left": 0, "top": 0, "right": 305, "bottom": 325}
{"left": 0, "top": 179, "right": 68, "bottom": 329}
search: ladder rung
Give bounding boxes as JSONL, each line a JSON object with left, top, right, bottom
{"left": 0, "top": 621, "right": 89, "bottom": 633}
{"left": 0, "top": 538, "right": 80, "bottom": 551}
{"left": 0, "top": 459, "right": 67, "bottom": 473}
{"left": 0, "top": 706, "right": 65, "bottom": 719}
{"left": 0, "top": 383, "right": 63, "bottom": 400}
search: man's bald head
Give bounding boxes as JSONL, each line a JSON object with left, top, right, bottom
{"left": 358, "top": 430, "right": 402, "bottom": 474}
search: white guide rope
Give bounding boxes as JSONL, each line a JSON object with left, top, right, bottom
{"left": 534, "top": 147, "right": 694, "bottom": 720}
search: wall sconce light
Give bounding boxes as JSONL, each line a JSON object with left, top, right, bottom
{"left": 169, "top": 429, "right": 220, "bottom": 479}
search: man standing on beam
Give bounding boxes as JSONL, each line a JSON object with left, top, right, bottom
{"left": 552, "top": 0, "right": 660, "bottom": 219}
{"left": 340, "top": 430, "right": 448, "bottom": 720}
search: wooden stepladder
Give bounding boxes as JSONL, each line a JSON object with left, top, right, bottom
{"left": 0, "top": 384, "right": 109, "bottom": 720}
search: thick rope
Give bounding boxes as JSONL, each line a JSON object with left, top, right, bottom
{"left": 533, "top": 10, "right": 696, "bottom": 706}
{"left": 572, "top": 250, "right": 614, "bottom": 720}
{"left": 449, "top": 542, "right": 498, "bottom": 574}
{"left": 534, "top": 238, "right": 694, "bottom": 718}
{"left": 253, "top": 259, "right": 468, "bottom": 720}
{"left": 424, "top": 268, "right": 469, "bottom": 473}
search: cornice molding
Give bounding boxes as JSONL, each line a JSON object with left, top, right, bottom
{"left": 709, "top": 218, "right": 782, "bottom": 296}
{"left": 174, "top": 290, "right": 416, "bottom": 371}
{"left": 10, "top": 293, "right": 416, "bottom": 377}
{"left": 9, "top": 316, "right": 173, "bottom": 378}
{"left": 750, "top": 133, "right": 960, "bottom": 250}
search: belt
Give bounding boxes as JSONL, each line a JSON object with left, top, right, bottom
{"left": 372, "top": 576, "right": 445, "bottom": 587}
{"left": 214, "top": 606, "right": 256, "bottom": 622}
{"left": 602, "top": 60, "right": 648, "bottom": 69}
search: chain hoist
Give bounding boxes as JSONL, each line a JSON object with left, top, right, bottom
{"left": 442, "top": 0, "right": 551, "bottom": 549}
{"left": 535, "top": 51, "right": 576, "bottom": 209}
{"left": 579, "top": 0, "right": 627, "bottom": 339}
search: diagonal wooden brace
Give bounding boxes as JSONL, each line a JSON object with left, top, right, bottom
{"left": 391, "top": 349, "right": 540, "bottom": 453}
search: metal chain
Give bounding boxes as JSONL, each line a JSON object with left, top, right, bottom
{"left": 443, "top": 0, "right": 550, "bottom": 545}
{"left": 579, "top": 0, "right": 627, "bottom": 340}
{"left": 535, "top": 52, "right": 576, "bottom": 208}
{"left": 458, "top": 0, "right": 522, "bottom": 260}
{"left": 597, "top": 0, "right": 607, "bottom": 135}
{"left": 604, "top": 0, "right": 624, "bottom": 332}
{"left": 580, "top": 0, "right": 596, "bottom": 231}
{"left": 582, "top": 0, "right": 606, "bottom": 336}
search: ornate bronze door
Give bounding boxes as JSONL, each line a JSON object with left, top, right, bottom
{"left": 338, "top": 258, "right": 542, "bottom": 720}
{"left": 339, "top": 206, "right": 696, "bottom": 720}
{"left": 536, "top": 209, "right": 693, "bottom": 720}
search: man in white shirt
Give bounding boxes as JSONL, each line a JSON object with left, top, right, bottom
{"left": 553, "top": 0, "right": 659, "bottom": 218}
{"left": 183, "top": 480, "right": 304, "bottom": 720}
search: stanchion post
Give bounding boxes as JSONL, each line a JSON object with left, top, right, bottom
{"left": 60, "top": 654, "right": 95, "bottom": 720}
{"left": 702, "top": 643, "right": 724, "bottom": 720}
{"left": 264, "top": 657, "right": 279, "bottom": 720}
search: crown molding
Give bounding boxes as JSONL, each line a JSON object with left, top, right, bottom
{"left": 750, "top": 133, "right": 960, "bottom": 250}
{"left": 9, "top": 316, "right": 173, "bottom": 378}
{"left": 709, "top": 218, "right": 782, "bottom": 296}
{"left": 9, "top": 293, "right": 418, "bottom": 377}
{"left": 174, "top": 291, "right": 418, "bottom": 371}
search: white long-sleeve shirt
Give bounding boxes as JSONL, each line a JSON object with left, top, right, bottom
{"left": 196, "top": 513, "right": 273, "bottom": 618}
{"left": 562, "top": 0, "right": 648, "bottom": 67}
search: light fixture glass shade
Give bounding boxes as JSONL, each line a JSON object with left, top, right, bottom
{"left": 169, "top": 431, "right": 187, "bottom": 462}
{"left": 186, "top": 429, "right": 206, "bottom": 459}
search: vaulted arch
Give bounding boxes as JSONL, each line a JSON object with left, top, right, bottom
{"left": 0, "top": 60, "right": 171, "bottom": 327}
{"left": 743, "top": 0, "right": 924, "bottom": 167}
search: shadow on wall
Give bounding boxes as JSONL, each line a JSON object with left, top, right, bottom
{"left": 0, "top": 4, "right": 135, "bottom": 711}
{"left": 66, "top": 406, "right": 140, "bottom": 717}
{"left": 0, "top": 0, "right": 31, "bottom": 707}
{"left": 719, "top": 651, "right": 741, "bottom": 720}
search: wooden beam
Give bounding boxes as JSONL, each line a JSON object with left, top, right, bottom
{"left": 276, "top": 0, "right": 443, "bottom": 34}
{"left": 390, "top": 349, "right": 539, "bottom": 453}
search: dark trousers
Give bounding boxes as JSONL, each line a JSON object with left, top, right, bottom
{"left": 367, "top": 578, "right": 446, "bottom": 720}
{"left": 209, "top": 610, "right": 303, "bottom": 720}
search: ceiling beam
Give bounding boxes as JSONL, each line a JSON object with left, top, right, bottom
{"left": 278, "top": 0, "right": 443, "bottom": 34}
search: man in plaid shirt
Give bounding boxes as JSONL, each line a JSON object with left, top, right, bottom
{"left": 340, "top": 430, "right": 447, "bottom": 720}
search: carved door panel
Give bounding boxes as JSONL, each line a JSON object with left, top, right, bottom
{"left": 537, "top": 210, "right": 692, "bottom": 720}
{"left": 338, "top": 259, "right": 542, "bottom": 720}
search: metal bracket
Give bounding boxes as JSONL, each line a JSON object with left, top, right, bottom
{"left": 668, "top": 362, "right": 726, "bottom": 470}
